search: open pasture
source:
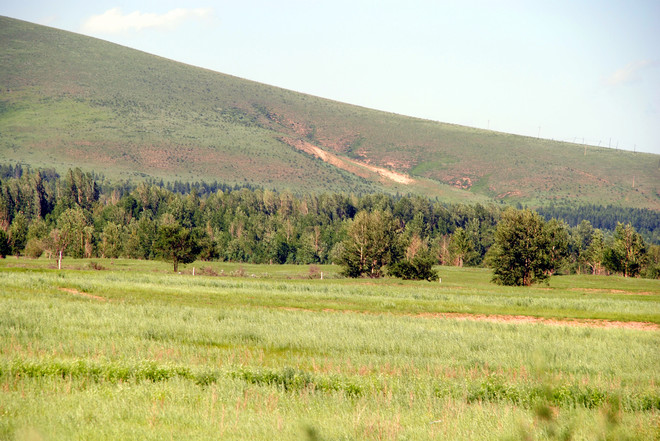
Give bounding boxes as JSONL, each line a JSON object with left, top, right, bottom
{"left": 1, "top": 258, "right": 658, "bottom": 440}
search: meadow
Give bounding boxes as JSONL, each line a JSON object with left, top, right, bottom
{"left": 0, "top": 257, "right": 658, "bottom": 440}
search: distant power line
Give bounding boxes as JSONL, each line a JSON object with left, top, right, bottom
{"left": 481, "top": 120, "right": 643, "bottom": 153}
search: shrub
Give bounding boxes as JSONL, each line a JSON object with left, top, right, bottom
{"left": 24, "top": 238, "right": 44, "bottom": 259}
{"left": 388, "top": 253, "right": 438, "bottom": 281}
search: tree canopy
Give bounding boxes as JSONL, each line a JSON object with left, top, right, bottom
{"left": 603, "top": 223, "right": 647, "bottom": 278}
{"left": 0, "top": 164, "right": 657, "bottom": 279}
{"left": 488, "top": 209, "right": 553, "bottom": 286}
{"left": 337, "top": 210, "right": 401, "bottom": 278}
{"left": 153, "top": 220, "right": 203, "bottom": 272}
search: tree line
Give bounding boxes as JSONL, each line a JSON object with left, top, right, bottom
{"left": 0, "top": 166, "right": 657, "bottom": 283}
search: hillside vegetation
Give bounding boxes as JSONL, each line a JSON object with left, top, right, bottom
{"left": 1, "top": 16, "right": 658, "bottom": 208}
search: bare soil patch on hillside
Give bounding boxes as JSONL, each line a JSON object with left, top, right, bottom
{"left": 282, "top": 137, "right": 414, "bottom": 185}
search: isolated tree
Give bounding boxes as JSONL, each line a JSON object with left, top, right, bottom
{"left": 338, "top": 210, "right": 400, "bottom": 278}
{"left": 603, "top": 223, "right": 646, "bottom": 277}
{"left": 488, "top": 208, "right": 552, "bottom": 286}
{"left": 153, "top": 220, "right": 203, "bottom": 272}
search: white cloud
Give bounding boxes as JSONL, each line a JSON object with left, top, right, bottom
{"left": 605, "top": 59, "right": 659, "bottom": 86}
{"left": 81, "top": 7, "right": 213, "bottom": 34}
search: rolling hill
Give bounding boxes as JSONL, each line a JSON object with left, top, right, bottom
{"left": 1, "top": 16, "right": 658, "bottom": 209}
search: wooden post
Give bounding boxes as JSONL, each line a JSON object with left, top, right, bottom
{"left": 58, "top": 250, "right": 62, "bottom": 270}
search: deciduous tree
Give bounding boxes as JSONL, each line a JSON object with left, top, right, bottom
{"left": 153, "top": 220, "right": 203, "bottom": 272}
{"left": 603, "top": 223, "right": 646, "bottom": 277}
{"left": 338, "top": 210, "right": 400, "bottom": 278}
{"left": 488, "top": 208, "right": 552, "bottom": 286}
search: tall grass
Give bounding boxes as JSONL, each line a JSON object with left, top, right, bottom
{"left": 1, "top": 263, "right": 658, "bottom": 440}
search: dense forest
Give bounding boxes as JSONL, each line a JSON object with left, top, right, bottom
{"left": 0, "top": 164, "right": 658, "bottom": 278}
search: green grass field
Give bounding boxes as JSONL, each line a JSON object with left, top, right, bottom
{"left": 1, "top": 257, "right": 659, "bottom": 440}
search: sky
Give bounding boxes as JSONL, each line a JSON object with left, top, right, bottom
{"left": 2, "top": 0, "right": 659, "bottom": 154}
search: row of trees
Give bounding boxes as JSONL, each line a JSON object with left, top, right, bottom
{"left": 0, "top": 167, "right": 657, "bottom": 283}
{"left": 537, "top": 203, "right": 659, "bottom": 244}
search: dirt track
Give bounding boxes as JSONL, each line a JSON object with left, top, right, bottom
{"left": 415, "top": 311, "right": 659, "bottom": 331}
{"left": 58, "top": 287, "right": 107, "bottom": 302}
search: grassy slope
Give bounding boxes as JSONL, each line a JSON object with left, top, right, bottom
{"left": 1, "top": 16, "right": 658, "bottom": 208}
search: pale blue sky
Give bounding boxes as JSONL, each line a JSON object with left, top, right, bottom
{"left": 2, "top": 0, "right": 659, "bottom": 154}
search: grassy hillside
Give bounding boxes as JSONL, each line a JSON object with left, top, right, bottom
{"left": 1, "top": 16, "right": 658, "bottom": 208}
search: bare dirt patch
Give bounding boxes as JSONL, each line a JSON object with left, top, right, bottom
{"left": 58, "top": 287, "right": 107, "bottom": 302}
{"left": 570, "top": 288, "right": 658, "bottom": 296}
{"left": 416, "top": 312, "right": 659, "bottom": 331}
{"left": 496, "top": 190, "right": 524, "bottom": 199}
{"left": 282, "top": 137, "right": 414, "bottom": 185}
{"left": 451, "top": 177, "right": 473, "bottom": 189}
{"left": 274, "top": 305, "right": 658, "bottom": 331}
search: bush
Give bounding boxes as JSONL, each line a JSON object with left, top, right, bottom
{"left": 88, "top": 261, "right": 105, "bottom": 270}
{"left": 24, "top": 238, "right": 44, "bottom": 259}
{"left": 388, "top": 253, "right": 438, "bottom": 281}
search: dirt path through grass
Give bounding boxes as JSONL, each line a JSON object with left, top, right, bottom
{"left": 416, "top": 312, "right": 659, "bottom": 330}
{"left": 279, "top": 306, "right": 659, "bottom": 331}
{"left": 58, "top": 287, "right": 107, "bottom": 302}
